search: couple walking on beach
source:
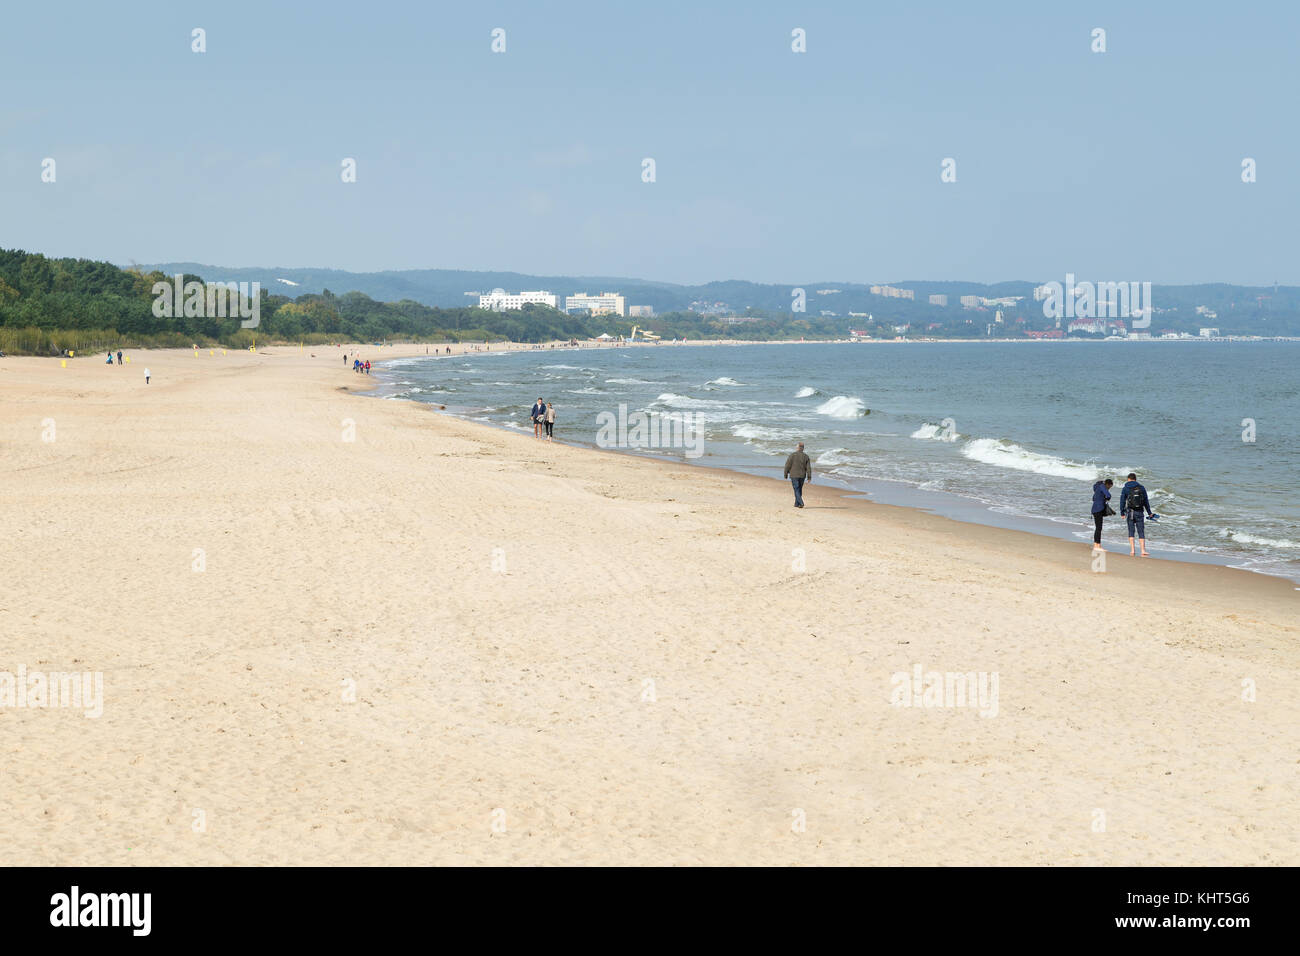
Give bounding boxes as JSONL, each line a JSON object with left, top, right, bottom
{"left": 1091, "top": 473, "right": 1157, "bottom": 556}
{"left": 530, "top": 397, "right": 556, "bottom": 440}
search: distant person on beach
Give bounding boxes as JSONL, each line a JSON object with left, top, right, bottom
{"left": 344, "top": 354, "right": 348, "bottom": 365}
{"left": 1119, "top": 472, "right": 1154, "bottom": 557}
{"left": 544, "top": 402, "right": 556, "bottom": 440}
{"left": 783, "top": 442, "right": 812, "bottom": 509}
{"left": 531, "top": 397, "right": 546, "bottom": 438}
{"left": 364, "top": 360, "right": 371, "bottom": 374}
{"left": 1091, "top": 478, "right": 1114, "bottom": 550}
{"left": 106, "top": 351, "right": 113, "bottom": 364}
{"left": 144, "top": 367, "right": 151, "bottom": 384}
{"left": 116, "top": 350, "right": 122, "bottom": 365}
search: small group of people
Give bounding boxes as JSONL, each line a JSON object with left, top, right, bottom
{"left": 1091, "top": 473, "right": 1157, "bottom": 556}
{"left": 105, "top": 350, "right": 123, "bottom": 365}
{"left": 530, "top": 397, "right": 556, "bottom": 439}
{"left": 349, "top": 357, "right": 371, "bottom": 374}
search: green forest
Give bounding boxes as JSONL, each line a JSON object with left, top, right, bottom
{"left": 0, "top": 249, "right": 637, "bottom": 354}
{"left": 3, "top": 248, "right": 1297, "bottom": 355}
{"left": 0, "top": 249, "right": 864, "bottom": 354}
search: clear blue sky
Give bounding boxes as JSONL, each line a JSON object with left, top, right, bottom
{"left": 1, "top": 0, "right": 1294, "bottom": 286}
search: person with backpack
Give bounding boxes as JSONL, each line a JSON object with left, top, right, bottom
{"left": 1090, "top": 477, "right": 1114, "bottom": 551}
{"left": 1119, "top": 472, "right": 1154, "bottom": 557}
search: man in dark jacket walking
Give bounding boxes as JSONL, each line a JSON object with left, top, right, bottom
{"left": 783, "top": 442, "right": 812, "bottom": 508}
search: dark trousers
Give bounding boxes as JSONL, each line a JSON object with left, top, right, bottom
{"left": 545, "top": 421, "right": 553, "bottom": 437}
{"left": 790, "top": 477, "right": 805, "bottom": 507}
{"left": 1092, "top": 512, "right": 1104, "bottom": 544}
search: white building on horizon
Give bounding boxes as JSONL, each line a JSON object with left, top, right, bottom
{"left": 478, "top": 288, "right": 558, "bottom": 310}
{"left": 870, "top": 284, "right": 915, "bottom": 300}
{"left": 566, "top": 292, "right": 626, "bottom": 316}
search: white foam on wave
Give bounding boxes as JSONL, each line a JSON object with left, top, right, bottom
{"left": 732, "top": 423, "right": 802, "bottom": 442}
{"left": 910, "top": 421, "right": 960, "bottom": 442}
{"left": 961, "top": 438, "right": 1103, "bottom": 482}
{"left": 815, "top": 447, "right": 852, "bottom": 466}
{"left": 815, "top": 395, "right": 867, "bottom": 418}
{"left": 605, "top": 377, "right": 662, "bottom": 385}
{"left": 795, "top": 386, "right": 818, "bottom": 398}
{"left": 1218, "top": 530, "right": 1300, "bottom": 550}
{"left": 653, "top": 391, "right": 723, "bottom": 409}
{"left": 705, "top": 376, "right": 745, "bottom": 387}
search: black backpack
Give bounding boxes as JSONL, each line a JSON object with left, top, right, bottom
{"left": 1127, "top": 484, "right": 1147, "bottom": 513}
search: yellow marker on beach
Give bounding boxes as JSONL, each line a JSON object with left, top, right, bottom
{"left": 209, "top": 349, "right": 214, "bottom": 356}
{"left": 60, "top": 359, "right": 66, "bottom": 368}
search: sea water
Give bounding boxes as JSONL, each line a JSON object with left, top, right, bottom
{"left": 376, "top": 341, "right": 1300, "bottom": 583}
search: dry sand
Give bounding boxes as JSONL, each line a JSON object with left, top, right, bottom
{"left": 2, "top": 344, "right": 1296, "bottom": 865}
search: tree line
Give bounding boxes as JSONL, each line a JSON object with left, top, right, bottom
{"left": 3, "top": 248, "right": 1297, "bottom": 355}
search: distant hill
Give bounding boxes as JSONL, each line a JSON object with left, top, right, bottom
{"left": 138, "top": 263, "right": 991, "bottom": 314}
{"left": 137, "top": 263, "right": 1300, "bottom": 333}
{"left": 4, "top": 247, "right": 1295, "bottom": 356}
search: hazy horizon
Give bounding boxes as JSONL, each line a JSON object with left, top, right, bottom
{"left": 127, "top": 260, "right": 1293, "bottom": 292}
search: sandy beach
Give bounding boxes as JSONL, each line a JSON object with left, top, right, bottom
{"left": 2, "top": 344, "right": 1296, "bottom": 866}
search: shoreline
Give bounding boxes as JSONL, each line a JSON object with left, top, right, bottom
{"left": 370, "top": 349, "right": 1300, "bottom": 589}
{"left": 3, "top": 344, "right": 1297, "bottom": 865}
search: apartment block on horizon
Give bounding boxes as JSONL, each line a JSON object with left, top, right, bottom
{"left": 870, "top": 284, "right": 915, "bottom": 300}
{"left": 566, "top": 292, "right": 626, "bottom": 316}
{"left": 929, "top": 294, "right": 948, "bottom": 306}
{"left": 628, "top": 305, "right": 654, "bottom": 318}
{"left": 478, "top": 288, "right": 558, "bottom": 310}
{"left": 960, "top": 295, "right": 981, "bottom": 308}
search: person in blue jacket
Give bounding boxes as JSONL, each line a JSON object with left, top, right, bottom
{"left": 530, "top": 397, "right": 546, "bottom": 439}
{"left": 1090, "top": 478, "right": 1113, "bottom": 551}
{"left": 1119, "top": 472, "right": 1154, "bottom": 557}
